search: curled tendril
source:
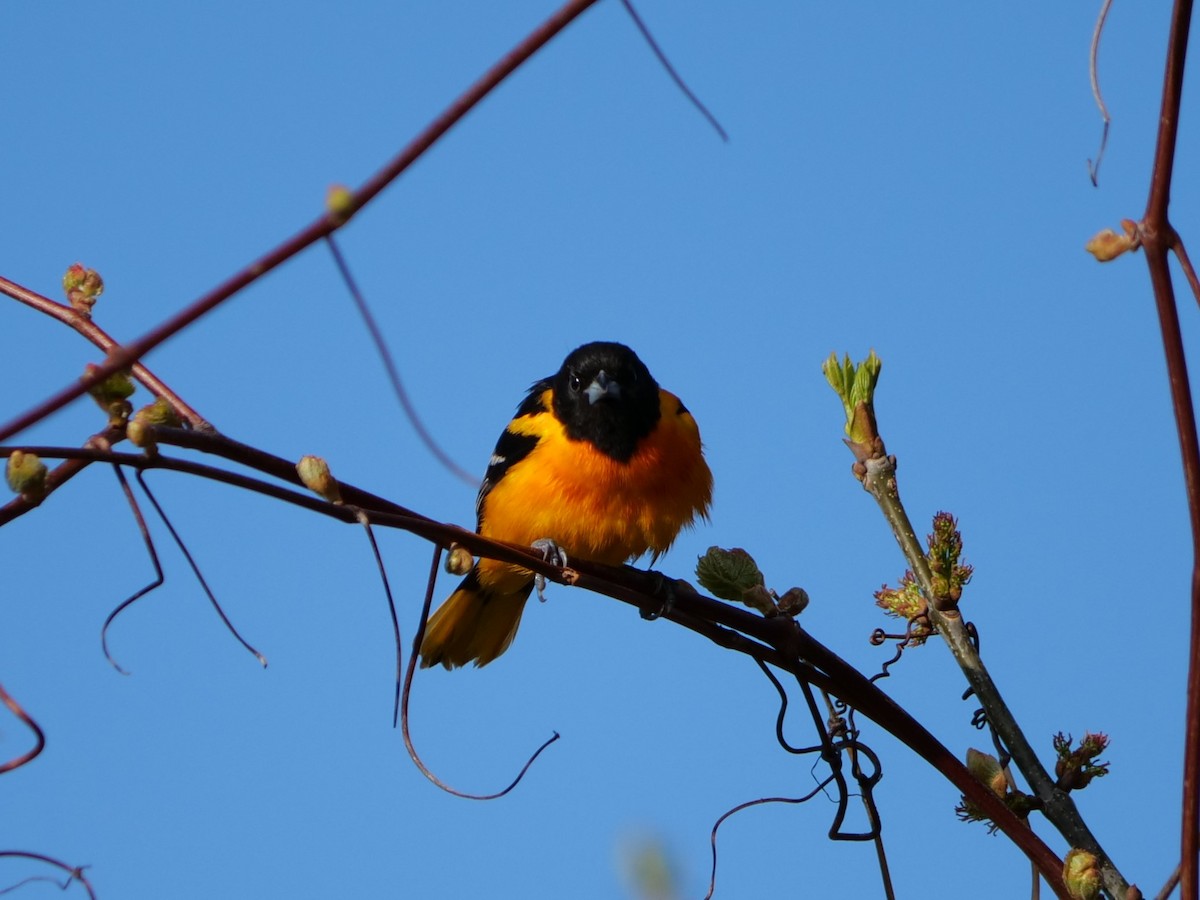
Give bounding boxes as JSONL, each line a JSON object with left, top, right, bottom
{"left": 703, "top": 780, "right": 835, "bottom": 900}
{"left": 325, "top": 236, "right": 477, "bottom": 488}
{"left": 754, "top": 659, "right": 825, "bottom": 755}
{"left": 351, "top": 510, "right": 404, "bottom": 726}
{"left": 401, "top": 544, "right": 559, "bottom": 799}
{"left": 134, "top": 471, "right": 267, "bottom": 667}
{"left": 101, "top": 464, "right": 165, "bottom": 674}
{"left": 0, "top": 683, "right": 44, "bottom": 774}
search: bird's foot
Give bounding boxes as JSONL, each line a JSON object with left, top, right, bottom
{"left": 641, "top": 570, "right": 676, "bottom": 620}
{"left": 531, "top": 538, "right": 568, "bottom": 602}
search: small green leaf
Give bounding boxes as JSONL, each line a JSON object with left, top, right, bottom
{"left": 696, "top": 546, "right": 764, "bottom": 604}
{"left": 824, "top": 350, "right": 882, "bottom": 442}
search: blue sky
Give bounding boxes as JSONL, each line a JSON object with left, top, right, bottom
{"left": 1, "top": 2, "right": 1193, "bottom": 897}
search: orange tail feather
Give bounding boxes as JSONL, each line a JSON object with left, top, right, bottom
{"left": 419, "top": 570, "right": 533, "bottom": 669}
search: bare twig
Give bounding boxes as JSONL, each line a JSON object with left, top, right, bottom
{"left": 1171, "top": 233, "right": 1200, "bottom": 309}
{"left": 0, "top": 427, "right": 125, "bottom": 527}
{"left": 1156, "top": 862, "right": 1182, "bottom": 900}
{"left": 857, "top": 453, "right": 1125, "bottom": 898}
{"left": 0, "top": 275, "right": 210, "bottom": 431}
{"left": 1139, "top": 1, "right": 1199, "bottom": 896}
{"left": 0, "top": 0, "right": 603, "bottom": 446}
{"left": 0, "top": 440, "right": 1070, "bottom": 893}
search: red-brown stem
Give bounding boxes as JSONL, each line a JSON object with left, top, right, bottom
{"left": 1172, "top": 234, "right": 1200, "bottom": 309}
{"left": 0, "top": 0, "right": 601, "bottom": 445}
{"left": 1142, "top": 1, "right": 1198, "bottom": 896}
{"left": 0, "top": 439, "right": 1070, "bottom": 896}
{"left": 0, "top": 428, "right": 125, "bottom": 526}
{"left": 1146, "top": 0, "right": 1193, "bottom": 225}
{"left": 0, "top": 275, "right": 209, "bottom": 430}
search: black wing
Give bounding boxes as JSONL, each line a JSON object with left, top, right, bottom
{"left": 474, "top": 379, "right": 551, "bottom": 529}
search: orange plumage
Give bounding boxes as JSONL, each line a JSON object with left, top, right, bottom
{"left": 419, "top": 342, "right": 712, "bottom": 669}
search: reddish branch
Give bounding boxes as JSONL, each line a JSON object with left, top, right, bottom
{"left": 0, "top": 427, "right": 124, "bottom": 526}
{"left": 10, "top": 1, "right": 1191, "bottom": 894}
{"left": 0, "top": 0, "right": 603, "bottom": 446}
{"left": 1140, "top": 1, "right": 1198, "bottom": 897}
{"left": 0, "top": 276, "right": 209, "bottom": 431}
{"left": 0, "top": 436, "right": 1071, "bottom": 896}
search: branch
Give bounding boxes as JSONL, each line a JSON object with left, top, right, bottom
{"left": 1139, "top": 2, "right": 1199, "bottom": 898}
{"left": 826, "top": 350, "right": 1128, "bottom": 897}
{"left": 0, "top": 437, "right": 1070, "bottom": 896}
{"left": 0, "top": 275, "right": 210, "bottom": 431}
{"left": 859, "top": 454, "right": 1126, "bottom": 898}
{"left": 0, "top": 0, "right": 602, "bottom": 446}
{"left": 0, "top": 428, "right": 125, "bottom": 527}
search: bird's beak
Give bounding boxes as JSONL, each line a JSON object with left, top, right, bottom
{"left": 585, "top": 370, "right": 621, "bottom": 405}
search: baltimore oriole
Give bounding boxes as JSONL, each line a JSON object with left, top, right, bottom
{"left": 419, "top": 341, "right": 713, "bottom": 669}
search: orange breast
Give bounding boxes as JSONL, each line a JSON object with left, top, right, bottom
{"left": 479, "top": 388, "right": 712, "bottom": 579}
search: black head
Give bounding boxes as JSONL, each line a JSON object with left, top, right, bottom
{"left": 550, "top": 341, "right": 661, "bottom": 462}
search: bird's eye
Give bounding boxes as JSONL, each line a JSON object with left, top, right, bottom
{"left": 569, "top": 372, "right": 582, "bottom": 393}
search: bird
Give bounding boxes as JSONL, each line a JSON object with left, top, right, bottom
{"left": 419, "top": 341, "right": 713, "bottom": 669}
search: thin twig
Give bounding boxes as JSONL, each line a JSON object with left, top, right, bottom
{"left": 618, "top": 0, "right": 728, "bottom": 141}
{"left": 0, "top": 0, "right": 603, "bottom": 446}
{"left": 1087, "top": 0, "right": 1114, "bottom": 185}
{"left": 134, "top": 470, "right": 267, "bottom": 667}
{"left": 1156, "top": 862, "right": 1182, "bottom": 900}
{"left": 1140, "top": 1, "right": 1198, "bottom": 895}
{"left": 0, "top": 427, "right": 125, "bottom": 527}
{"left": 857, "top": 452, "right": 1125, "bottom": 898}
{"left": 400, "top": 544, "right": 560, "bottom": 798}
{"left": 0, "top": 683, "right": 45, "bottom": 774}
{"left": 1171, "top": 233, "right": 1200, "bottom": 311}
{"left": 325, "top": 236, "right": 477, "bottom": 487}
{"left": 0, "top": 275, "right": 210, "bottom": 431}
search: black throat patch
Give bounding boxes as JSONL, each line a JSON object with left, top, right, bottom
{"left": 550, "top": 342, "right": 661, "bottom": 463}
